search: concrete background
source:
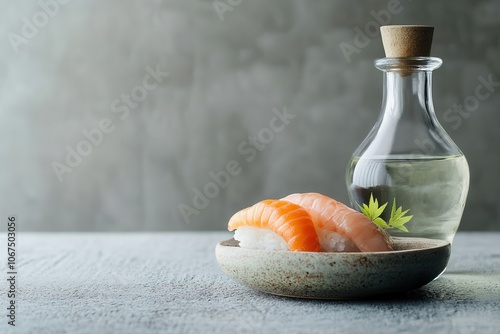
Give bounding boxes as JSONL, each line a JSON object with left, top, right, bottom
{"left": 0, "top": 0, "right": 499, "bottom": 231}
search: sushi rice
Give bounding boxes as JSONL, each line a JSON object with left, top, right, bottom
{"left": 234, "top": 226, "right": 289, "bottom": 251}
{"left": 235, "top": 226, "right": 360, "bottom": 252}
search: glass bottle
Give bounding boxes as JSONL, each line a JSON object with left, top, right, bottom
{"left": 346, "top": 26, "right": 469, "bottom": 243}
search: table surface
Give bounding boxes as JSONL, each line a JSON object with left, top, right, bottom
{"left": 0, "top": 232, "right": 499, "bottom": 334}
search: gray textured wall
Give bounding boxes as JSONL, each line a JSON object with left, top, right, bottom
{"left": 1, "top": 0, "right": 499, "bottom": 231}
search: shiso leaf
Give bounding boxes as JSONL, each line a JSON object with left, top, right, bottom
{"left": 373, "top": 217, "right": 389, "bottom": 229}
{"left": 358, "top": 194, "right": 413, "bottom": 232}
{"left": 357, "top": 203, "right": 370, "bottom": 218}
{"left": 394, "top": 225, "right": 409, "bottom": 232}
{"left": 358, "top": 194, "right": 387, "bottom": 222}
{"left": 388, "top": 198, "right": 412, "bottom": 232}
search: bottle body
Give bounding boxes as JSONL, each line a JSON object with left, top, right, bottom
{"left": 348, "top": 155, "right": 469, "bottom": 241}
{"left": 346, "top": 57, "right": 469, "bottom": 243}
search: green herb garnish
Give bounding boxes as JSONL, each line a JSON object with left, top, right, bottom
{"left": 357, "top": 194, "right": 413, "bottom": 232}
{"left": 357, "top": 194, "right": 388, "bottom": 229}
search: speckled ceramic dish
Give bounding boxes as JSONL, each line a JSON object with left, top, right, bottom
{"left": 216, "top": 237, "right": 450, "bottom": 299}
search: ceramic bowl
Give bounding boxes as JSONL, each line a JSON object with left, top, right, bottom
{"left": 215, "top": 237, "right": 450, "bottom": 299}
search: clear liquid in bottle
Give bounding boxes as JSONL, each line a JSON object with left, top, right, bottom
{"left": 347, "top": 155, "right": 469, "bottom": 242}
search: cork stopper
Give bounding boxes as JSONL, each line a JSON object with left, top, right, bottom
{"left": 380, "top": 25, "right": 434, "bottom": 57}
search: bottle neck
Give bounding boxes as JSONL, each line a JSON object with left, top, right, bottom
{"left": 381, "top": 70, "right": 435, "bottom": 122}
{"left": 352, "top": 56, "right": 462, "bottom": 158}
{"left": 375, "top": 57, "right": 442, "bottom": 122}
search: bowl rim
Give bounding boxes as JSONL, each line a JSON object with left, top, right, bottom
{"left": 217, "top": 236, "right": 450, "bottom": 256}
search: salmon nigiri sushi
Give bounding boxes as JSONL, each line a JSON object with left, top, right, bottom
{"left": 228, "top": 199, "right": 322, "bottom": 252}
{"left": 281, "top": 193, "right": 392, "bottom": 252}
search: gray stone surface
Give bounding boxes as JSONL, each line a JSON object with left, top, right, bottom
{"left": 0, "top": 232, "right": 499, "bottom": 334}
{"left": 0, "top": 1, "right": 499, "bottom": 232}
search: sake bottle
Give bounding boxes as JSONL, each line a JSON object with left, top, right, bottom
{"left": 346, "top": 26, "right": 469, "bottom": 243}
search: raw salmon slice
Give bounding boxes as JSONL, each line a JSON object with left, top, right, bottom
{"left": 282, "top": 193, "right": 392, "bottom": 252}
{"left": 228, "top": 199, "right": 322, "bottom": 252}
